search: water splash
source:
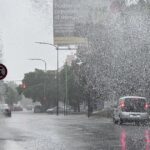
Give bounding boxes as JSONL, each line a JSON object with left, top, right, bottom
{"left": 125, "top": 0, "right": 147, "bottom": 6}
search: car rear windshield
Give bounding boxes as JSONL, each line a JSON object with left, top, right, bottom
{"left": 123, "top": 98, "right": 146, "bottom": 112}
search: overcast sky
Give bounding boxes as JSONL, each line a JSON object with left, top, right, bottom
{"left": 0, "top": 0, "right": 72, "bottom": 83}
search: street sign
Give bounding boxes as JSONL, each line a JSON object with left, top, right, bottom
{"left": 0, "top": 64, "right": 7, "bottom": 80}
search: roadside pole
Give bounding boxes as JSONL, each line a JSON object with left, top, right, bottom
{"left": 65, "top": 62, "right": 68, "bottom": 115}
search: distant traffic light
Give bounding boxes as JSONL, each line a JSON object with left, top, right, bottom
{"left": 19, "top": 83, "right": 26, "bottom": 89}
{"left": 17, "top": 83, "right": 26, "bottom": 95}
{"left": 22, "top": 83, "right": 26, "bottom": 89}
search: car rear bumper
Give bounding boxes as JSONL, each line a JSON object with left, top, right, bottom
{"left": 120, "top": 118, "right": 149, "bottom": 122}
{"left": 120, "top": 112, "right": 149, "bottom": 122}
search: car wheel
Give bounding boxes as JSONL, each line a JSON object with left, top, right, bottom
{"left": 113, "top": 117, "right": 118, "bottom": 124}
{"left": 135, "top": 121, "right": 140, "bottom": 126}
{"left": 142, "top": 120, "right": 148, "bottom": 126}
{"left": 118, "top": 118, "right": 123, "bottom": 125}
{"left": 8, "top": 113, "right": 11, "bottom": 117}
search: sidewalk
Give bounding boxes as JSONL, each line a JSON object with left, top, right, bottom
{"left": 91, "top": 109, "right": 113, "bottom": 118}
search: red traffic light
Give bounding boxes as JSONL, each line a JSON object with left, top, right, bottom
{"left": 19, "top": 83, "right": 26, "bottom": 89}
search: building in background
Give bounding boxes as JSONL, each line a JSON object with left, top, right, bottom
{"left": 53, "top": 0, "right": 111, "bottom": 46}
{"left": 66, "top": 54, "right": 76, "bottom": 66}
{"left": 59, "top": 54, "right": 76, "bottom": 71}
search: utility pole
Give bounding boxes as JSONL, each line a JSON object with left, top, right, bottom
{"left": 35, "top": 42, "right": 60, "bottom": 115}
{"left": 65, "top": 61, "right": 68, "bottom": 115}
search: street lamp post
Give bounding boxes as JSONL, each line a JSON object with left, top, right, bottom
{"left": 29, "top": 58, "right": 47, "bottom": 72}
{"left": 35, "top": 42, "right": 77, "bottom": 116}
{"left": 28, "top": 58, "right": 47, "bottom": 103}
{"left": 56, "top": 46, "right": 59, "bottom": 116}
{"left": 35, "top": 42, "right": 60, "bottom": 115}
{"left": 64, "top": 61, "right": 68, "bottom": 115}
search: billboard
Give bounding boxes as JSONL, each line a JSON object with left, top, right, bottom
{"left": 53, "top": 0, "right": 111, "bottom": 45}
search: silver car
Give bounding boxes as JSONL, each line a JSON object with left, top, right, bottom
{"left": 113, "top": 96, "right": 149, "bottom": 125}
{"left": 0, "top": 104, "right": 11, "bottom": 117}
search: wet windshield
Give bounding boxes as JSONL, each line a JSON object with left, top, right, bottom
{"left": 0, "top": 0, "right": 150, "bottom": 150}
{"left": 123, "top": 98, "right": 146, "bottom": 112}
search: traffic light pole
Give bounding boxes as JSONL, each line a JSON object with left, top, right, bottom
{"left": 56, "top": 47, "right": 59, "bottom": 115}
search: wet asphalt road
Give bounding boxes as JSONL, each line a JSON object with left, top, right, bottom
{"left": 0, "top": 111, "right": 150, "bottom": 150}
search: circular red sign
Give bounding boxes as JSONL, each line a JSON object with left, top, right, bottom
{"left": 0, "top": 64, "right": 7, "bottom": 80}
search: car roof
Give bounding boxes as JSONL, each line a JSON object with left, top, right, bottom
{"left": 1, "top": 104, "right": 8, "bottom": 107}
{"left": 0, "top": 104, "right": 9, "bottom": 109}
{"left": 119, "top": 96, "right": 146, "bottom": 100}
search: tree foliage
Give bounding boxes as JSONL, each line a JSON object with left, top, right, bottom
{"left": 59, "top": 63, "right": 85, "bottom": 111}
{"left": 5, "top": 82, "right": 21, "bottom": 106}
{"left": 76, "top": 1, "right": 150, "bottom": 101}
{"left": 18, "top": 65, "right": 86, "bottom": 111}
{"left": 18, "top": 69, "right": 57, "bottom": 109}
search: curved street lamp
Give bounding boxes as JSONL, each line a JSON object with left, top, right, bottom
{"left": 35, "top": 42, "right": 76, "bottom": 116}
{"left": 35, "top": 42, "right": 59, "bottom": 115}
{"left": 28, "top": 58, "right": 47, "bottom": 102}
{"left": 28, "top": 58, "right": 47, "bottom": 72}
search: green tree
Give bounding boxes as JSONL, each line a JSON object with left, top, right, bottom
{"left": 18, "top": 69, "right": 57, "bottom": 109}
{"left": 5, "top": 82, "right": 21, "bottom": 106}
{"left": 59, "top": 63, "right": 85, "bottom": 112}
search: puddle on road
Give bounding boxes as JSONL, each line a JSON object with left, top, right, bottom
{"left": 4, "top": 141, "right": 24, "bottom": 150}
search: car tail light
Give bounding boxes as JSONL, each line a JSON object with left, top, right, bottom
{"left": 119, "top": 101, "right": 125, "bottom": 108}
{"left": 145, "top": 103, "right": 149, "bottom": 110}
